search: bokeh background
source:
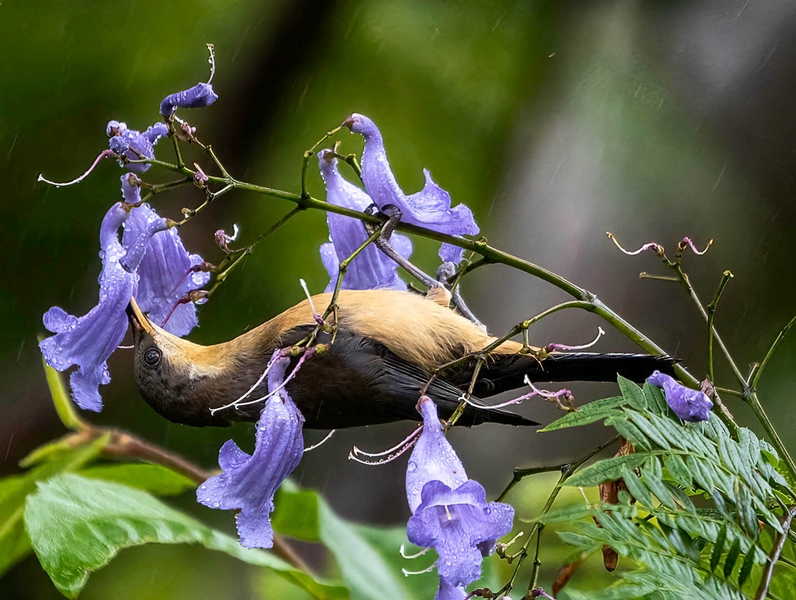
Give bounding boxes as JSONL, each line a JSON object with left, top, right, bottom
{"left": 3, "top": 0, "right": 796, "bottom": 597}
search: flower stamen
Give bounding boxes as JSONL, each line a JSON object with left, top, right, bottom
{"left": 38, "top": 149, "right": 115, "bottom": 188}
{"left": 399, "top": 545, "right": 431, "bottom": 559}
{"left": 352, "top": 425, "right": 423, "bottom": 458}
{"left": 303, "top": 429, "right": 336, "bottom": 453}
{"left": 546, "top": 326, "right": 605, "bottom": 352}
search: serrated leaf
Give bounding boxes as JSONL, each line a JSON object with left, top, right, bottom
{"left": 628, "top": 412, "right": 671, "bottom": 450}
{"left": 539, "top": 397, "right": 626, "bottom": 431}
{"left": 620, "top": 469, "right": 653, "bottom": 507}
{"left": 78, "top": 464, "right": 195, "bottom": 496}
{"left": 566, "top": 454, "right": 649, "bottom": 487}
{"left": 663, "top": 454, "right": 691, "bottom": 488}
{"left": 618, "top": 376, "right": 647, "bottom": 411}
{"left": 642, "top": 383, "right": 668, "bottom": 415}
{"left": 25, "top": 474, "right": 345, "bottom": 600}
{"left": 606, "top": 417, "right": 652, "bottom": 451}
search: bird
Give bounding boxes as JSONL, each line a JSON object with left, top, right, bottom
{"left": 127, "top": 289, "right": 675, "bottom": 430}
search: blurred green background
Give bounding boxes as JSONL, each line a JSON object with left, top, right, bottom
{"left": 3, "top": 0, "right": 796, "bottom": 597}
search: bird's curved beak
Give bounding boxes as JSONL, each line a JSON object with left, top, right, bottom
{"left": 126, "top": 296, "right": 155, "bottom": 338}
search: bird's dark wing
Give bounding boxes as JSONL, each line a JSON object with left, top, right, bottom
{"left": 277, "top": 326, "right": 536, "bottom": 429}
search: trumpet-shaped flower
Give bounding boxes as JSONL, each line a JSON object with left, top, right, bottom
{"left": 318, "top": 149, "right": 412, "bottom": 291}
{"left": 406, "top": 396, "right": 514, "bottom": 593}
{"left": 647, "top": 370, "right": 713, "bottom": 422}
{"left": 343, "top": 114, "right": 479, "bottom": 263}
{"left": 40, "top": 203, "right": 138, "bottom": 411}
{"left": 197, "top": 351, "right": 305, "bottom": 548}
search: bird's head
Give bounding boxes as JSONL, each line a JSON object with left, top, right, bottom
{"left": 126, "top": 297, "right": 251, "bottom": 426}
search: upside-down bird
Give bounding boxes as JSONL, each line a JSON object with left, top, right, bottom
{"left": 127, "top": 290, "right": 674, "bottom": 429}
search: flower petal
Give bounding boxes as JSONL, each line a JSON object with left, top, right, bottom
{"left": 121, "top": 204, "right": 169, "bottom": 271}
{"left": 318, "top": 150, "right": 410, "bottom": 291}
{"left": 108, "top": 121, "right": 169, "bottom": 174}
{"left": 124, "top": 206, "right": 210, "bottom": 337}
{"left": 408, "top": 479, "right": 514, "bottom": 587}
{"left": 39, "top": 203, "right": 135, "bottom": 411}
{"left": 647, "top": 370, "right": 713, "bottom": 422}
{"left": 343, "top": 114, "right": 479, "bottom": 261}
{"left": 120, "top": 173, "right": 142, "bottom": 204}
{"left": 406, "top": 397, "right": 468, "bottom": 513}
{"left": 197, "top": 351, "right": 305, "bottom": 548}
{"left": 160, "top": 82, "right": 218, "bottom": 117}
{"left": 436, "top": 579, "right": 468, "bottom": 600}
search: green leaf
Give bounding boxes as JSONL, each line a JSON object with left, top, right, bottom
{"left": 723, "top": 537, "right": 741, "bottom": 579}
{"left": 274, "top": 483, "right": 419, "bottom": 600}
{"left": 78, "top": 464, "right": 196, "bottom": 496}
{"left": 710, "top": 525, "right": 727, "bottom": 572}
{"left": 737, "top": 549, "right": 755, "bottom": 587}
{"left": 642, "top": 383, "right": 668, "bottom": 415}
{"left": 0, "top": 435, "right": 107, "bottom": 578}
{"left": 617, "top": 376, "right": 647, "bottom": 411}
{"left": 25, "top": 474, "right": 345, "bottom": 600}
{"left": 539, "top": 396, "right": 625, "bottom": 431}
{"left": 565, "top": 454, "right": 648, "bottom": 487}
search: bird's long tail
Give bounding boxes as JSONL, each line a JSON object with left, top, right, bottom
{"left": 470, "top": 352, "right": 677, "bottom": 399}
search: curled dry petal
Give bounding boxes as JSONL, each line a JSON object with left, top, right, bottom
{"left": 107, "top": 120, "right": 169, "bottom": 174}
{"left": 343, "top": 114, "right": 479, "bottom": 262}
{"left": 647, "top": 370, "right": 713, "bottom": 422}
{"left": 197, "top": 351, "right": 305, "bottom": 548}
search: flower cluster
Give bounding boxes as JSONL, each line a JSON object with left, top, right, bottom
{"left": 38, "top": 77, "right": 218, "bottom": 410}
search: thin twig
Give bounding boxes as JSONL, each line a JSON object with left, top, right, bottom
{"left": 752, "top": 315, "right": 796, "bottom": 389}
{"left": 707, "top": 270, "right": 734, "bottom": 382}
{"left": 755, "top": 506, "right": 796, "bottom": 600}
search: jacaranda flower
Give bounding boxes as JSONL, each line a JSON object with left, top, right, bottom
{"left": 159, "top": 82, "right": 218, "bottom": 117}
{"left": 121, "top": 173, "right": 142, "bottom": 204}
{"left": 406, "top": 397, "right": 514, "bottom": 594}
{"left": 40, "top": 203, "right": 139, "bottom": 411}
{"left": 124, "top": 206, "right": 210, "bottom": 337}
{"left": 197, "top": 350, "right": 305, "bottom": 548}
{"left": 436, "top": 579, "right": 467, "bottom": 600}
{"left": 647, "top": 370, "right": 713, "bottom": 422}
{"left": 343, "top": 113, "right": 479, "bottom": 263}
{"left": 318, "top": 149, "right": 412, "bottom": 291}
{"left": 107, "top": 120, "right": 169, "bottom": 174}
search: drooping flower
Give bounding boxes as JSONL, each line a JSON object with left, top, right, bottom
{"left": 159, "top": 82, "right": 218, "bottom": 117}
{"left": 107, "top": 120, "right": 169, "bottom": 174}
{"left": 646, "top": 370, "right": 713, "bottom": 422}
{"left": 342, "top": 113, "right": 479, "bottom": 263}
{"left": 121, "top": 173, "right": 142, "bottom": 204}
{"left": 197, "top": 350, "right": 305, "bottom": 548}
{"left": 123, "top": 205, "right": 210, "bottom": 337}
{"left": 405, "top": 396, "right": 514, "bottom": 593}
{"left": 318, "top": 149, "right": 412, "bottom": 291}
{"left": 40, "top": 204, "right": 138, "bottom": 411}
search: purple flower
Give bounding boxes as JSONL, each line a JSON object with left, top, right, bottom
{"left": 342, "top": 114, "right": 479, "bottom": 263}
{"left": 318, "top": 149, "right": 412, "bottom": 291}
{"left": 123, "top": 205, "right": 210, "bottom": 337}
{"left": 197, "top": 351, "right": 305, "bottom": 548}
{"left": 121, "top": 173, "right": 142, "bottom": 204}
{"left": 107, "top": 121, "right": 169, "bottom": 174}
{"left": 646, "top": 370, "right": 713, "bottom": 422}
{"left": 160, "top": 82, "right": 218, "bottom": 117}
{"left": 436, "top": 580, "right": 468, "bottom": 600}
{"left": 40, "top": 204, "right": 137, "bottom": 411}
{"left": 406, "top": 397, "right": 514, "bottom": 592}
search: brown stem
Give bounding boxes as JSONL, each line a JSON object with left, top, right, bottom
{"left": 755, "top": 506, "right": 796, "bottom": 600}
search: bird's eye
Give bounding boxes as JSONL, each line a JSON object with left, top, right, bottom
{"left": 143, "top": 347, "right": 161, "bottom": 368}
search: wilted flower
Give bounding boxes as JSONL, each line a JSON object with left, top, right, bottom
{"left": 406, "top": 396, "right": 514, "bottom": 593}
{"left": 646, "top": 370, "right": 713, "bottom": 422}
{"left": 318, "top": 149, "right": 412, "bottom": 291}
{"left": 107, "top": 120, "right": 169, "bottom": 174}
{"left": 342, "top": 113, "right": 479, "bottom": 263}
{"left": 197, "top": 350, "right": 305, "bottom": 548}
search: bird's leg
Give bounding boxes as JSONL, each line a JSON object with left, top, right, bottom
{"left": 365, "top": 204, "right": 442, "bottom": 292}
{"left": 435, "top": 262, "right": 487, "bottom": 331}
